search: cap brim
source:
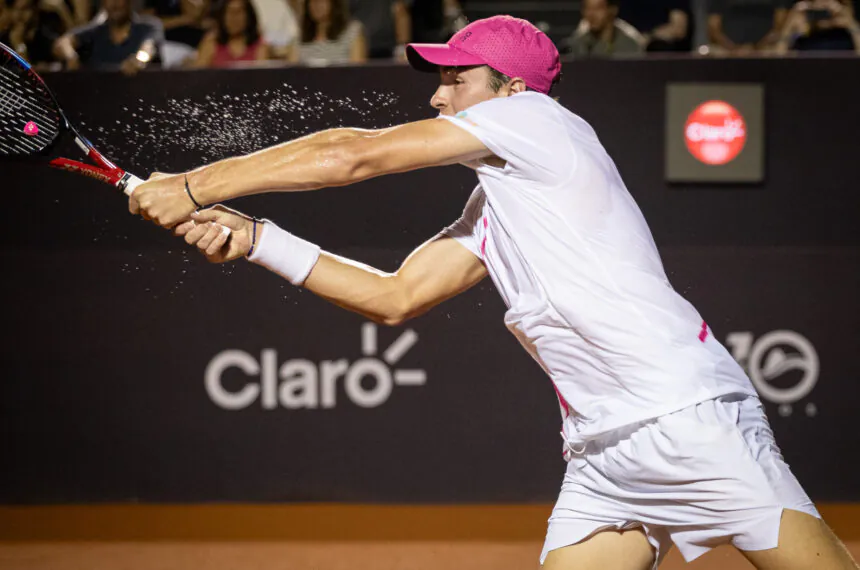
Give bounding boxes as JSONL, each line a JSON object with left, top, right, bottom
{"left": 406, "top": 43, "right": 487, "bottom": 72}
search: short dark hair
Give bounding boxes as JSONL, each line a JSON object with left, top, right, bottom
{"left": 486, "top": 66, "right": 512, "bottom": 93}
{"left": 486, "top": 65, "right": 560, "bottom": 95}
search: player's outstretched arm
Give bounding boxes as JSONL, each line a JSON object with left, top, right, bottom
{"left": 131, "top": 119, "right": 490, "bottom": 229}
{"left": 306, "top": 236, "right": 487, "bottom": 325}
{"left": 179, "top": 206, "right": 487, "bottom": 325}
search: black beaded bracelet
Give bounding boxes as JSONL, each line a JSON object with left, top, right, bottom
{"left": 246, "top": 217, "right": 259, "bottom": 257}
{"left": 184, "top": 174, "right": 203, "bottom": 210}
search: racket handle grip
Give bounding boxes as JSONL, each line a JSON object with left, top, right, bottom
{"left": 122, "top": 173, "right": 145, "bottom": 197}
{"left": 121, "top": 173, "right": 232, "bottom": 238}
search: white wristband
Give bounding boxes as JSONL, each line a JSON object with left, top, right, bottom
{"left": 247, "top": 220, "right": 321, "bottom": 286}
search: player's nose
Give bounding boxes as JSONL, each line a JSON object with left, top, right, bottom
{"left": 430, "top": 87, "right": 447, "bottom": 112}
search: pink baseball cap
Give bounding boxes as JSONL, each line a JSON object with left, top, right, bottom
{"left": 406, "top": 15, "right": 561, "bottom": 95}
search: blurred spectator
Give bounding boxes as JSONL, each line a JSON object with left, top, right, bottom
{"left": 708, "top": 0, "right": 791, "bottom": 54}
{"left": 69, "top": 0, "right": 151, "bottom": 27}
{"left": 565, "top": 0, "right": 644, "bottom": 58}
{"left": 68, "top": 0, "right": 94, "bottom": 26}
{"left": 142, "top": 0, "right": 208, "bottom": 47}
{"left": 619, "top": 0, "right": 690, "bottom": 51}
{"left": 0, "top": 0, "right": 63, "bottom": 67}
{"left": 289, "top": 0, "right": 365, "bottom": 65}
{"left": 143, "top": 0, "right": 208, "bottom": 66}
{"left": 54, "top": 0, "right": 161, "bottom": 73}
{"left": 1, "top": 1, "right": 9, "bottom": 35}
{"left": 777, "top": 0, "right": 860, "bottom": 52}
{"left": 410, "top": 0, "right": 465, "bottom": 44}
{"left": 36, "top": 0, "right": 75, "bottom": 33}
{"left": 84, "top": 0, "right": 151, "bottom": 27}
{"left": 349, "top": 0, "right": 408, "bottom": 59}
{"left": 194, "top": 0, "right": 269, "bottom": 67}
{"left": 248, "top": 0, "right": 298, "bottom": 57}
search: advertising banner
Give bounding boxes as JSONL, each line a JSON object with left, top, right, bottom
{"left": 1, "top": 60, "right": 858, "bottom": 503}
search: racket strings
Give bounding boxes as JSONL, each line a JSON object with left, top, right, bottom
{"left": 0, "top": 70, "right": 56, "bottom": 123}
{"left": 0, "top": 52, "right": 61, "bottom": 155}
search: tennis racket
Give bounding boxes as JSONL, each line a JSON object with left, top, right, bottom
{"left": 0, "top": 42, "right": 147, "bottom": 195}
{"left": 1, "top": 41, "right": 230, "bottom": 242}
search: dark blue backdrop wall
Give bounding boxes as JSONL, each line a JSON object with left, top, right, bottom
{"left": 1, "top": 58, "right": 858, "bottom": 503}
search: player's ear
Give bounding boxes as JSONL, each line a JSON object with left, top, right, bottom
{"left": 508, "top": 77, "right": 527, "bottom": 95}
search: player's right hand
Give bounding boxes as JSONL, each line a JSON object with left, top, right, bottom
{"left": 174, "top": 205, "right": 253, "bottom": 263}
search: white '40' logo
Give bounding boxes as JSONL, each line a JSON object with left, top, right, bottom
{"left": 726, "top": 330, "right": 819, "bottom": 417}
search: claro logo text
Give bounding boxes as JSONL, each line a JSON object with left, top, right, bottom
{"left": 206, "top": 323, "right": 426, "bottom": 410}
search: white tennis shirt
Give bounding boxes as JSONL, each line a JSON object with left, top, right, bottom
{"left": 440, "top": 92, "right": 757, "bottom": 454}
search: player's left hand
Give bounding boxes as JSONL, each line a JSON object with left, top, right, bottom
{"left": 175, "top": 204, "right": 254, "bottom": 263}
{"left": 130, "top": 172, "right": 198, "bottom": 228}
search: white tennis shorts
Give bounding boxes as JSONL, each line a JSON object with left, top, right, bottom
{"left": 540, "top": 394, "right": 819, "bottom": 567}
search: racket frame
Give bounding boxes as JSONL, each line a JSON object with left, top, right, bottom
{"left": 1, "top": 41, "right": 143, "bottom": 195}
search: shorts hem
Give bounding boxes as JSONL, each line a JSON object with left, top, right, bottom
{"left": 540, "top": 521, "right": 659, "bottom": 569}
{"left": 731, "top": 506, "right": 822, "bottom": 553}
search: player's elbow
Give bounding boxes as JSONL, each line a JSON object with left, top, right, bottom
{"left": 309, "top": 144, "right": 354, "bottom": 187}
{"left": 311, "top": 141, "right": 371, "bottom": 187}
{"left": 364, "top": 307, "right": 409, "bottom": 327}
{"left": 378, "top": 284, "right": 416, "bottom": 327}
{"left": 378, "top": 301, "right": 412, "bottom": 327}
{"left": 325, "top": 138, "right": 392, "bottom": 185}
{"left": 379, "top": 305, "right": 415, "bottom": 327}
{"left": 379, "top": 313, "right": 408, "bottom": 327}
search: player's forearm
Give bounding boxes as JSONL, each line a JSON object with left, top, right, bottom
{"left": 303, "top": 253, "right": 410, "bottom": 326}
{"left": 191, "top": 127, "right": 381, "bottom": 204}
{"left": 246, "top": 220, "right": 410, "bottom": 325}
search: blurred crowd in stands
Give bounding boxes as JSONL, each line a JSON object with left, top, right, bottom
{"left": 1, "top": 0, "right": 858, "bottom": 73}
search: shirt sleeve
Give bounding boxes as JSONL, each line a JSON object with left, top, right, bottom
{"left": 439, "top": 92, "right": 574, "bottom": 185}
{"left": 440, "top": 186, "right": 484, "bottom": 259}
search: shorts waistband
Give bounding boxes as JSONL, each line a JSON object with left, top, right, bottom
{"left": 561, "top": 393, "right": 758, "bottom": 460}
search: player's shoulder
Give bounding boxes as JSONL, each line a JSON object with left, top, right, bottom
{"left": 468, "top": 91, "right": 558, "bottom": 114}
{"left": 461, "top": 92, "right": 569, "bottom": 132}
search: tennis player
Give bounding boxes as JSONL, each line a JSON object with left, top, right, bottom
{"left": 131, "top": 15, "right": 858, "bottom": 570}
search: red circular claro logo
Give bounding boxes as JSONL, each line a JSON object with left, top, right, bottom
{"left": 684, "top": 101, "right": 747, "bottom": 165}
